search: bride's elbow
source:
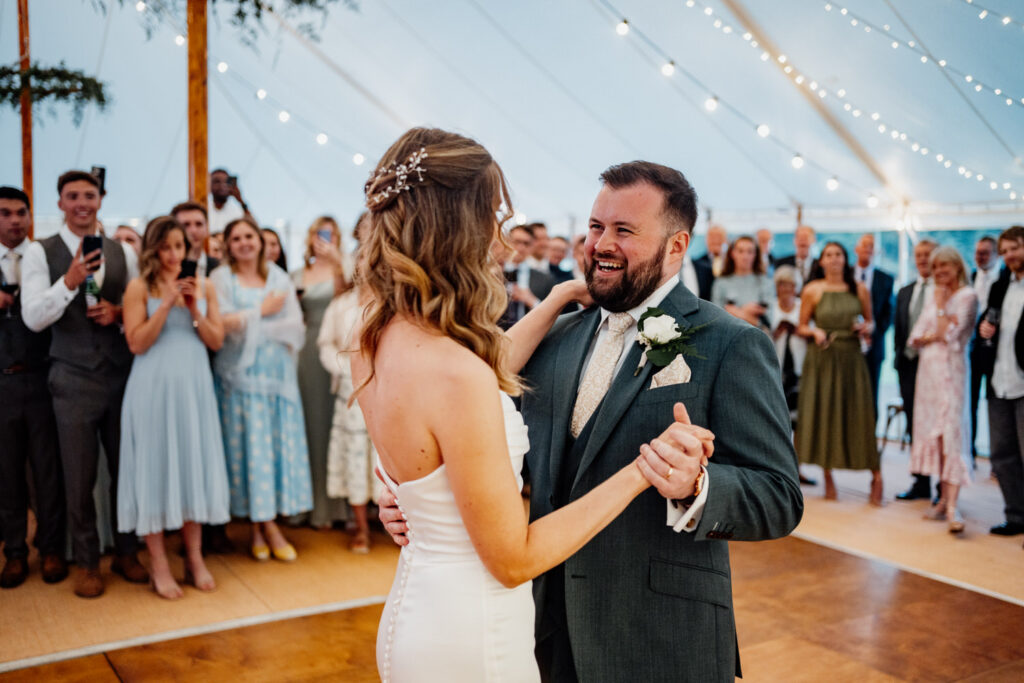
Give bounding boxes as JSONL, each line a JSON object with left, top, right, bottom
{"left": 484, "top": 561, "right": 532, "bottom": 589}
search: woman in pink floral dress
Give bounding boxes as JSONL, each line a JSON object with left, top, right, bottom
{"left": 908, "top": 246, "right": 978, "bottom": 533}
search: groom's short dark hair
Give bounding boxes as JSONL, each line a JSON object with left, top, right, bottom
{"left": 599, "top": 161, "right": 698, "bottom": 236}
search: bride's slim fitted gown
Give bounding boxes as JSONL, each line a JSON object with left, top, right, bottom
{"left": 376, "top": 393, "right": 540, "bottom": 682}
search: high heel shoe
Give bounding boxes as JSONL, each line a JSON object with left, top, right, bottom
{"left": 251, "top": 542, "right": 270, "bottom": 561}
{"left": 948, "top": 509, "right": 965, "bottom": 534}
{"left": 270, "top": 543, "right": 297, "bottom": 562}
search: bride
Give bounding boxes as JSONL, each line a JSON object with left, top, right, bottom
{"left": 351, "top": 128, "right": 699, "bottom": 682}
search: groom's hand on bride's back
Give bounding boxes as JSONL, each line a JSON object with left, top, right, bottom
{"left": 635, "top": 402, "right": 713, "bottom": 500}
{"left": 376, "top": 469, "right": 410, "bottom": 547}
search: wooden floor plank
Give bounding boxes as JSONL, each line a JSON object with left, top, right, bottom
{"left": 0, "top": 654, "right": 119, "bottom": 682}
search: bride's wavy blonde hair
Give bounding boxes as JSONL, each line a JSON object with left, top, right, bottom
{"left": 357, "top": 127, "right": 520, "bottom": 395}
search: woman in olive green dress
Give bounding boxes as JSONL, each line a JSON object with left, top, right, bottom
{"left": 796, "top": 241, "right": 882, "bottom": 505}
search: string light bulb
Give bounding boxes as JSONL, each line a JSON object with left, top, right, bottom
{"left": 791, "top": 154, "right": 804, "bottom": 169}
{"left": 353, "top": 153, "right": 366, "bottom": 165}
{"left": 661, "top": 61, "right": 675, "bottom": 77}
{"left": 256, "top": 88, "right": 267, "bottom": 100}
{"left": 174, "top": 34, "right": 185, "bottom": 46}
{"left": 826, "top": 177, "right": 839, "bottom": 191}
{"left": 756, "top": 124, "right": 771, "bottom": 138}
{"left": 316, "top": 133, "right": 328, "bottom": 145}
{"left": 278, "top": 110, "right": 290, "bottom": 123}
{"left": 704, "top": 96, "right": 719, "bottom": 112}
{"left": 217, "top": 62, "right": 228, "bottom": 73}
{"left": 135, "top": 1, "right": 146, "bottom": 11}
{"left": 866, "top": 194, "right": 879, "bottom": 208}
{"left": 616, "top": 20, "right": 630, "bottom": 36}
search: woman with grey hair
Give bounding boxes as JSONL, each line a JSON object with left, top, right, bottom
{"left": 770, "top": 265, "right": 806, "bottom": 405}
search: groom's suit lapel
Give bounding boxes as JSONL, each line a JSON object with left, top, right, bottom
{"left": 548, "top": 307, "right": 602, "bottom": 489}
{"left": 572, "top": 282, "right": 700, "bottom": 491}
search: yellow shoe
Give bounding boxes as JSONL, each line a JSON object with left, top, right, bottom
{"left": 251, "top": 542, "right": 270, "bottom": 561}
{"left": 271, "top": 543, "right": 297, "bottom": 562}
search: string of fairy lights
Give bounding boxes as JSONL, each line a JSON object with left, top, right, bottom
{"left": 601, "top": 0, "right": 1021, "bottom": 204}
{"left": 681, "top": 0, "right": 1021, "bottom": 202}
{"left": 956, "top": 0, "right": 1024, "bottom": 33}
{"left": 823, "top": 2, "right": 1024, "bottom": 111}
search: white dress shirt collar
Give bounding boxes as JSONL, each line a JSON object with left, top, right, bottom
{"left": 0, "top": 238, "right": 30, "bottom": 260}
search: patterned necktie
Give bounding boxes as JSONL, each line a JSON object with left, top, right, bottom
{"left": 905, "top": 280, "right": 930, "bottom": 359}
{"left": 2, "top": 251, "right": 20, "bottom": 285}
{"left": 571, "top": 312, "right": 634, "bottom": 438}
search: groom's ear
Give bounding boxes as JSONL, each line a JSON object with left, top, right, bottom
{"left": 668, "top": 229, "right": 690, "bottom": 257}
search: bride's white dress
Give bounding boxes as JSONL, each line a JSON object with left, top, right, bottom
{"left": 376, "top": 392, "right": 540, "bottom": 682}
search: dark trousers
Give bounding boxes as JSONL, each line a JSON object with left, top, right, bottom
{"left": 988, "top": 393, "right": 1024, "bottom": 527}
{"left": 0, "top": 370, "right": 66, "bottom": 559}
{"left": 969, "top": 348, "right": 990, "bottom": 458}
{"left": 896, "top": 357, "right": 919, "bottom": 441}
{"left": 48, "top": 361, "right": 135, "bottom": 568}
{"left": 536, "top": 567, "right": 579, "bottom": 683}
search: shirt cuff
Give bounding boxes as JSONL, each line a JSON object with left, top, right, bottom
{"left": 56, "top": 276, "right": 78, "bottom": 301}
{"left": 666, "top": 467, "right": 710, "bottom": 533}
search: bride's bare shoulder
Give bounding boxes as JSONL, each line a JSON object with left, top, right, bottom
{"left": 375, "top": 319, "right": 497, "bottom": 389}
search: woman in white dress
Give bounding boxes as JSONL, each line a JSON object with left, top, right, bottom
{"left": 351, "top": 128, "right": 700, "bottom": 682}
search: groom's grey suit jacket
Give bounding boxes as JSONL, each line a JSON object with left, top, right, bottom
{"left": 521, "top": 281, "right": 803, "bottom": 682}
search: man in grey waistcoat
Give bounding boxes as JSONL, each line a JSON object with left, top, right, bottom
{"left": 0, "top": 186, "right": 67, "bottom": 589}
{"left": 21, "top": 170, "right": 148, "bottom": 598}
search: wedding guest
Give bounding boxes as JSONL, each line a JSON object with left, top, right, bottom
{"left": 770, "top": 265, "right": 806, "bottom": 412}
{"left": 978, "top": 226, "right": 1024, "bottom": 538}
{"left": 969, "top": 236, "right": 1001, "bottom": 460}
{"left": 119, "top": 216, "right": 229, "bottom": 598}
{"left": 0, "top": 186, "right": 67, "bottom": 589}
{"left": 908, "top": 246, "right": 978, "bottom": 533}
{"left": 208, "top": 232, "right": 225, "bottom": 260}
{"left": 570, "top": 234, "right": 586, "bottom": 280}
{"left": 546, "top": 236, "right": 574, "bottom": 283}
{"left": 500, "top": 224, "right": 556, "bottom": 328}
{"left": 171, "top": 201, "right": 220, "bottom": 276}
{"left": 526, "top": 222, "right": 549, "bottom": 270}
{"left": 694, "top": 223, "right": 727, "bottom": 277}
{"left": 20, "top": 170, "right": 148, "bottom": 598}
{"left": 318, "top": 235, "right": 379, "bottom": 552}
{"left": 113, "top": 225, "right": 142, "bottom": 256}
{"left": 777, "top": 225, "right": 820, "bottom": 286}
{"left": 262, "top": 228, "right": 288, "bottom": 272}
{"left": 894, "top": 239, "right": 938, "bottom": 501}
{"left": 853, "top": 233, "right": 895, "bottom": 414}
{"left": 756, "top": 227, "right": 776, "bottom": 273}
{"left": 796, "top": 241, "right": 881, "bottom": 504}
{"left": 292, "top": 216, "right": 349, "bottom": 529}
{"left": 208, "top": 169, "right": 253, "bottom": 235}
{"left": 711, "top": 235, "right": 774, "bottom": 330}
{"left": 212, "top": 218, "right": 312, "bottom": 561}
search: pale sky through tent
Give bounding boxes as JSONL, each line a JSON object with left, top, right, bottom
{"left": 2, "top": 0, "right": 1022, "bottom": 254}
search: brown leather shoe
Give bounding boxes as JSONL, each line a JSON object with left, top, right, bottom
{"left": 111, "top": 554, "right": 150, "bottom": 584}
{"left": 74, "top": 568, "right": 105, "bottom": 598}
{"left": 41, "top": 554, "right": 69, "bottom": 584}
{"left": 1, "top": 557, "right": 29, "bottom": 589}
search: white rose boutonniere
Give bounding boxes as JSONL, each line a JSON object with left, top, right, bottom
{"left": 634, "top": 307, "right": 707, "bottom": 376}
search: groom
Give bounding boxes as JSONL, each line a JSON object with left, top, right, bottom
{"left": 383, "top": 161, "right": 802, "bottom": 681}
{"left": 521, "top": 162, "right": 802, "bottom": 682}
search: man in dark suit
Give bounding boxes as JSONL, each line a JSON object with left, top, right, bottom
{"left": 680, "top": 252, "right": 713, "bottom": 300}
{"left": 521, "top": 162, "right": 802, "bottom": 681}
{"left": 968, "top": 236, "right": 1001, "bottom": 460}
{"left": 0, "top": 187, "right": 67, "bottom": 590}
{"left": 20, "top": 171, "right": 148, "bottom": 597}
{"left": 776, "top": 225, "right": 820, "bottom": 288}
{"left": 693, "top": 223, "right": 726, "bottom": 281}
{"left": 893, "top": 239, "right": 937, "bottom": 501}
{"left": 977, "top": 226, "right": 1024, "bottom": 538}
{"left": 546, "top": 236, "right": 575, "bottom": 284}
{"left": 853, "top": 234, "right": 894, "bottom": 413}
{"left": 756, "top": 227, "right": 777, "bottom": 273}
{"left": 501, "top": 224, "right": 556, "bottom": 328}
{"left": 172, "top": 201, "right": 221, "bottom": 276}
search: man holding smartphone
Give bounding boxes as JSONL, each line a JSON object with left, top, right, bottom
{"left": 172, "top": 201, "right": 220, "bottom": 276}
{"left": 208, "top": 169, "right": 254, "bottom": 236}
{"left": 20, "top": 170, "right": 147, "bottom": 598}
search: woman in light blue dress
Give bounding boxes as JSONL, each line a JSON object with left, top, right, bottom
{"left": 119, "top": 216, "right": 229, "bottom": 599}
{"left": 212, "top": 218, "right": 312, "bottom": 562}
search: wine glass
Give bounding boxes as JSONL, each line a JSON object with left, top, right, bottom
{"left": 983, "top": 309, "right": 1000, "bottom": 348}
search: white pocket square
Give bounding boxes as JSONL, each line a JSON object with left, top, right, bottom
{"left": 649, "top": 355, "right": 691, "bottom": 389}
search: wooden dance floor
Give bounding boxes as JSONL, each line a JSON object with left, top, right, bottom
{"left": 3, "top": 534, "right": 1024, "bottom": 682}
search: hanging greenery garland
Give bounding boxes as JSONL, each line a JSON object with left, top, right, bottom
{"left": 0, "top": 62, "right": 108, "bottom": 125}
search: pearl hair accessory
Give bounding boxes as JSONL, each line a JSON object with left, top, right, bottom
{"left": 366, "top": 148, "right": 428, "bottom": 209}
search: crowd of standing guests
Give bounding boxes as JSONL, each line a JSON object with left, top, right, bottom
{"left": 692, "top": 223, "right": 1024, "bottom": 541}
{"left": 0, "top": 169, "right": 377, "bottom": 597}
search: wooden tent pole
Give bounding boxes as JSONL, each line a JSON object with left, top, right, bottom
{"left": 187, "top": 0, "right": 208, "bottom": 202}
{"left": 18, "top": 0, "right": 33, "bottom": 233}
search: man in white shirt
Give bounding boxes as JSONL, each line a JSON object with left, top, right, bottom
{"left": 978, "top": 226, "right": 1024, "bottom": 539}
{"left": 207, "top": 168, "right": 252, "bottom": 236}
{"left": 776, "top": 225, "right": 820, "bottom": 287}
{"left": 969, "top": 236, "right": 1001, "bottom": 461}
{"left": 20, "top": 170, "right": 148, "bottom": 598}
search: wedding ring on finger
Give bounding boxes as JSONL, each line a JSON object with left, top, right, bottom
{"left": 665, "top": 466, "right": 673, "bottom": 480}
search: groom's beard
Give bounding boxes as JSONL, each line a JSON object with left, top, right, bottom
{"left": 585, "top": 238, "right": 667, "bottom": 313}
